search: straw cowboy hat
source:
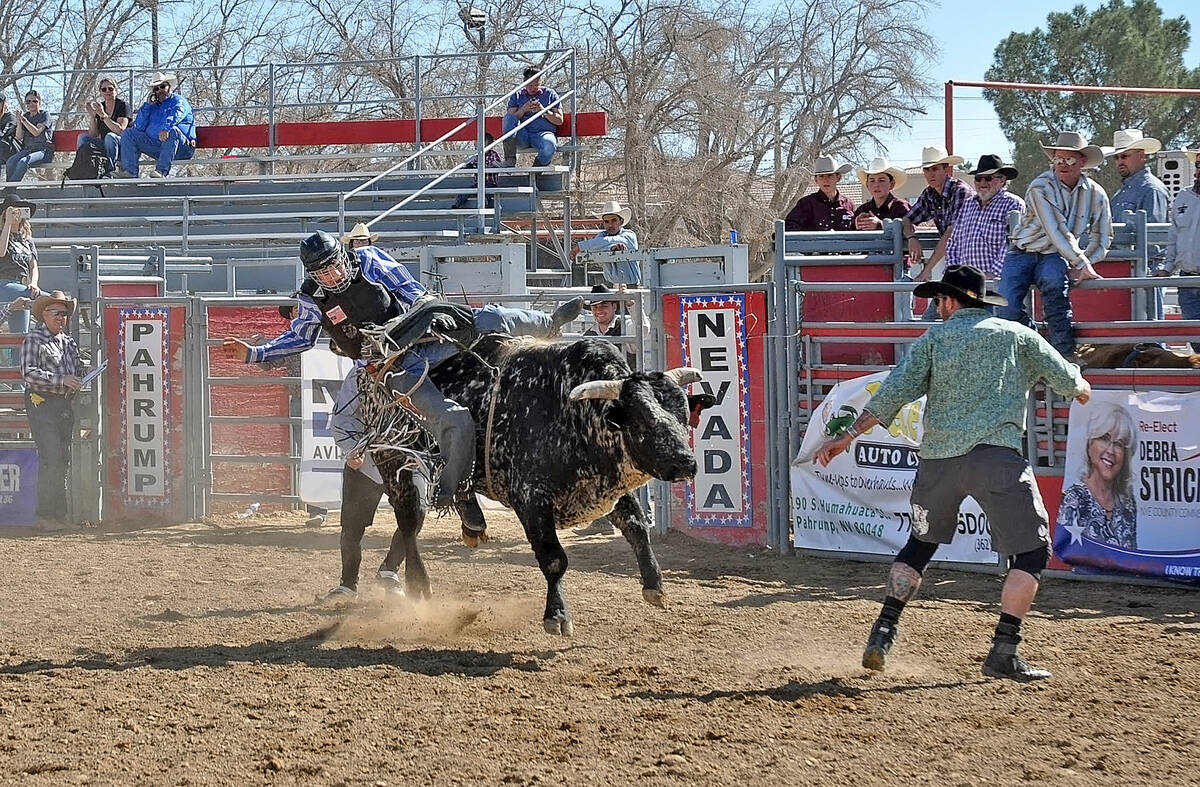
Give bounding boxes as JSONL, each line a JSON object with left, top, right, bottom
{"left": 919, "top": 145, "right": 964, "bottom": 168}
{"left": 0, "top": 193, "right": 37, "bottom": 219}
{"left": 913, "top": 265, "right": 1007, "bottom": 309}
{"left": 341, "top": 222, "right": 379, "bottom": 244}
{"left": 856, "top": 157, "right": 907, "bottom": 188}
{"left": 1104, "top": 128, "right": 1162, "bottom": 157}
{"left": 1182, "top": 144, "right": 1200, "bottom": 164}
{"left": 969, "top": 154, "right": 1018, "bottom": 180}
{"left": 32, "top": 290, "right": 77, "bottom": 322}
{"left": 812, "top": 155, "right": 853, "bottom": 176}
{"left": 147, "top": 72, "right": 177, "bottom": 87}
{"left": 595, "top": 200, "right": 632, "bottom": 224}
{"left": 585, "top": 283, "right": 634, "bottom": 306}
{"left": 1040, "top": 131, "right": 1105, "bottom": 170}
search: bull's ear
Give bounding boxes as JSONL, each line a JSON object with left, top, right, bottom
{"left": 688, "top": 393, "right": 717, "bottom": 412}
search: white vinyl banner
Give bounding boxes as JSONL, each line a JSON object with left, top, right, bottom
{"left": 300, "top": 347, "right": 356, "bottom": 506}
{"left": 790, "top": 372, "right": 998, "bottom": 564}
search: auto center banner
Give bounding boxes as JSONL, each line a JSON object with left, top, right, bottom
{"left": 1053, "top": 389, "right": 1200, "bottom": 584}
{"left": 790, "top": 371, "right": 997, "bottom": 565}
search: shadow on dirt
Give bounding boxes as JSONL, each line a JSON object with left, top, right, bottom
{"left": 625, "top": 675, "right": 984, "bottom": 704}
{"left": 0, "top": 631, "right": 564, "bottom": 678}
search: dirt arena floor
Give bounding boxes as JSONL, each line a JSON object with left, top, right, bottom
{"left": 1, "top": 508, "right": 1197, "bottom": 785}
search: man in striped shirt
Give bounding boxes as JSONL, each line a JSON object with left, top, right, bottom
{"left": 943, "top": 155, "right": 1025, "bottom": 280}
{"left": 998, "top": 132, "right": 1110, "bottom": 358}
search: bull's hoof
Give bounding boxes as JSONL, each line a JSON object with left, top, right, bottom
{"left": 543, "top": 616, "right": 574, "bottom": 636}
{"left": 642, "top": 588, "right": 666, "bottom": 608}
{"left": 461, "top": 527, "right": 490, "bottom": 548}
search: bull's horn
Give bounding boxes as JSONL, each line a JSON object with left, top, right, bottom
{"left": 664, "top": 367, "right": 704, "bottom": 387}
{"left": 569, "top": 379, "right": 623, "bottom": 401}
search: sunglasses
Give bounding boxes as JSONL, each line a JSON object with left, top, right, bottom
{"left": 974, "top": 175, "right": 996, "bottom": 183}
{"left": 1049, "top": 155, "right": 1079, "bottom": 167}
{"left": 100, "top": 85, "right": 115, "bottom": 92}
{"left": 45, "top": 308, "right": 69, "bottom": 317}
{"left": 25, "top": 99, "right": 38, "bottom": 105}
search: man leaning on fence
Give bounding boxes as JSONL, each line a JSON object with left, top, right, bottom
{"left": 902, "top": 145, "right": 971, "bottom": 284}
{"left": 814, "top": 265, "right": 1091, "bottom": 682}
{"left": 998, "top": 131, "right": 1111, "bottom": 361}
{"left": 1154, "top": 141, "right": 1200, "bottom": 351}
{"left": 116, "top": 72, "right": 196, "bottom": 179}
{"left": 943, "top": 155, "right": 1024, "bottom": 281}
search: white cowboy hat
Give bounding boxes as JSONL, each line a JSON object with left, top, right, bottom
{"left": 856, "top": 157, "right": 907, "bottom": 189}
{"left": 1104, "top": 128, "right": 1162, "bottom": 157}
{"left": 1040, "top": 131, "right": 1105, "bottom": 170}
{"left": 147, "top": 71, "right": 177, "bottom": 88}
{"left": 595, "top": 200, "right": 632, "bottom": 224}
{"left": 919, "top": 145, "right": 964, "bottom": 168}
{"left": 341, "top": 222, "right": 379, "bottom": 244}
{"left": 812, "top": 155, "right": 852, "bottom": 176}
{"left": 32, "top": 290, "right": 77, "bottom": 322}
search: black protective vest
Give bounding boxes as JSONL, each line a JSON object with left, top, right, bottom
{"left": 299, "top": 271, "right": 403, "bottom": 359}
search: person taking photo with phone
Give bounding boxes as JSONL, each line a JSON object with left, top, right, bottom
{"left": 77, "top": 76, "right": 131, "bottom": 171}
{"left": 5, "top": 90, "right": 54, "bottom": 182}
{"left": 0, "top": 194, "right": 40, "bottom": 341}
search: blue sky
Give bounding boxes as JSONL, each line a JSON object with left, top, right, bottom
{"left": 880, "top": 0, "right": 1200, "bottom": 168}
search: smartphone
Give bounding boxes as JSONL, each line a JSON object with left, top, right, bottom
{"left": 16, "top": 208, "right": 30, "bottom": 220}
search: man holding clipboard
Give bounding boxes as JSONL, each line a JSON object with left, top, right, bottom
{"left": 20, "top": 290, "right": 85, "bottom": 530}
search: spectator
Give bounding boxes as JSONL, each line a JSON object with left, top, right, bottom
{"left": 570, "top": 200, "right": 641, "bottom": 285}
{"left": 999, "top": 131, "right": 1110, "bottom": 360}
{"left": 0, "top": 96, "right": 19, "bottom": 168}
{"left": 0, "top": 194, "right": 41, "bottom": 340}
{"left": 853, "top": 157, "right": 911, "bottom": 230}
{"left": 453, "top": 132, "right": 501, "bottom": 209}
{"left": 1105, "top": 129, "right": 1169, "bottom": 222}
{"left": 902, "top": 145, "right": 970, "bottom": 284}
{"left": 22, "top": 290, "right": 84, "bottom": 531}
{"left": 502, "top": 67, "right": 563, "bottom": 168}
{"left": 784, "top": 155, "right": 855, "bottom": 231}
{"left": 943, "top": 155, "right": 1025, "bottom": 281}
{"left": 77, "top": 75, "right": 131, "bottom": 172}
{"left": 341, "top": 222, "right": 379, "bottom": 250}
{"left": 116, "top": 72, "right": 196, "bottom": 179}
{"left": 1154, "top": 141, "right": 1200, "bottom": 350}
{"left": 5, "top": 91, "right": 54, "bottom": 183}
{"left": 1106, "top": 129, "right": 1169, "bottom": 320}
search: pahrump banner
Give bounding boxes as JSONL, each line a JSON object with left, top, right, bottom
{"left": 1053, "top": 389, "right": 1200, "bottom": 583}
{"left": 790, "top": 371, "right": 998, "bottom": 565}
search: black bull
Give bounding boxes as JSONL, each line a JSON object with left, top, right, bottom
{"left": 367, "top": 336, "right": 713, "bottom": 635}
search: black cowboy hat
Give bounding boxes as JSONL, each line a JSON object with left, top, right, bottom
{"left": 913, "top": 265, "right": 1007, "bottom": 309}
{"left": 585, "top": 283, "right": 634, "bottom": 306}
{"left": 969, "top": 154, "right": 1018, "bottom": 180}
{"left": 0, "top": 192, "right": 36, "bottom": 219}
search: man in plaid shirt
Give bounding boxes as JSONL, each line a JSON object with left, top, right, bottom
{"left": 21, "top": 290, "right": 84, "bottom": 529}
{"left": 944, "top": 155, "right": 1025, "bottom": 280}
{"left": 902, "top": 145, "right": 973, "bottom": 284}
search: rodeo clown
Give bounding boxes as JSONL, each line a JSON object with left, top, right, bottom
{"left": 222, "top": 231, "right": 582, "bottom": 565}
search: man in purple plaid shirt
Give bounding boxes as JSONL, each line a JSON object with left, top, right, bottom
{"left": 944, "top": 155, "right": 1025, "bottom": 280}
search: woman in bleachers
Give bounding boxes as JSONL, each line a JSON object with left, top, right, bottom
{"left": 77, "top": 76, "right": 131, "bottom": 171}
{"left": 853, "top": 157, "right": 911, "bottom": 230}
{"left": 5, "top": 91, "right": 54, "bottom": 182}
{"left": 0, "top": 96, "right": 19, "bottom": 169}
{"left": 0, "top": 195, "right": 40, "bottom": 373}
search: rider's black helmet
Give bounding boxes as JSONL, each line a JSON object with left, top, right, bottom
{"left": 299, "top": 231, "right": 344, "bottom": 272}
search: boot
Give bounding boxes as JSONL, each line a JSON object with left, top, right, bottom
{"left": 502, "top": 137, "right": 517, "bottom": 168}
{"left": 982, "top": 639, "right": 1052, "bottom": 682}
{"left": 861, "top": 618, "right": 898, "bottom": 671}
{"left": 548, "top": 296, "right": 584, "bottom": 335}
{"left": 456, "top": 492, "right": 490, "bottom": 547}
{"left": 389, "top": 373, "right": 475, "bottom": 508}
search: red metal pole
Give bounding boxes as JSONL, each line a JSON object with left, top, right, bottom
{"left": 948, "top": 79, "right": 1200, "bottom": 97}
{"left": 944, "top": 81, "right": 954, "bottom": 154}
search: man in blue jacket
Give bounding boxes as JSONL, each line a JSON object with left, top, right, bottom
{"left": 116, "top": 72, "right": 196, "bottom": 178}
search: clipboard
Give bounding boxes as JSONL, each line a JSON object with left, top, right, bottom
{"left": 80, "top": 361, "right": 108, "bottom": 389}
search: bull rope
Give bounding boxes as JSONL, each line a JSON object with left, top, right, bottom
{"left": 482, "top": 361, "right": 506, "bottom": 501}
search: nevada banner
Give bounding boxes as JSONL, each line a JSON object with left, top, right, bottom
{"left": 1053, "top": 389, "right": 1200, "bottom": 583}
{"left": 790, "top": 372, "right": 997, "bottom": 565}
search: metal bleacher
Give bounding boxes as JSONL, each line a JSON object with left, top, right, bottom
{"left": 12, "top": 48, "right": 598, "bottom": 294}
